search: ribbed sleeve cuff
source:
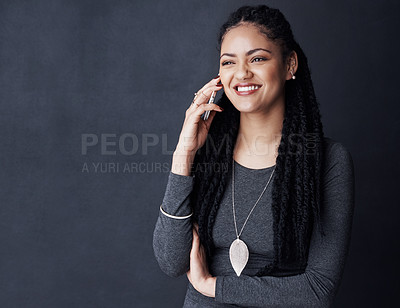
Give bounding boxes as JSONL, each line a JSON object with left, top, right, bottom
{"left": 215, "top": 276, "right": 224, "bottom": 303}
{"left": 161, "top": 171, "right": 194, "bottom": 216}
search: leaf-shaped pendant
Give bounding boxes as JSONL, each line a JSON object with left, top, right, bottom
{"left": 229, "top": 238, "right": 249, "bottom": 277}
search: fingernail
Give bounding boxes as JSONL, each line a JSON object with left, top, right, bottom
{"left": 219, "top": 107, "right": 224, "bottom": 111}
{"left": 216, "top": 83, "right": 223, "bottom": 86}
{"left": 213, "top": 75, "right": 220, "bottom": 79}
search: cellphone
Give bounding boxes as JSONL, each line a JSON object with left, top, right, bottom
{"left": 202, "top": 91, "right": 216, "bottom": 121}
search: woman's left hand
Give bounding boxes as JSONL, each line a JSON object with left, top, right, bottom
{"left": 186, "top": 224, "right": 216, "bottom": 298}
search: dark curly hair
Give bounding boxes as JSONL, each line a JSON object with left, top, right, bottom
{"left": 191, "top": 5, "right": 324, "bottom": 276}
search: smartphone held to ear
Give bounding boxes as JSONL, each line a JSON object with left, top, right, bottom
{"left": 202, "top": 91, "right": 216, "bottom": 121}
{"left": 201, "top": 73, "right": 221, "bottom": 121}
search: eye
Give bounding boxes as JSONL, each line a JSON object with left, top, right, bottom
{"left": 221, "top": 60, "right": 234, "bottom": 66}
{"left": 252, "top": 57, "right": 267, "bottom": 63}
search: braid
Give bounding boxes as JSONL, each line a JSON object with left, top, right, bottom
{"left": 192, "top": 5, "right": 324, "bottom": 276}
{"left": 192, "top": 96, "right": 239, "bottom": 258}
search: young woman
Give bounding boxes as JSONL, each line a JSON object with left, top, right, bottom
{"left": 153, "top": 5, "right": 354, "bottom": 307}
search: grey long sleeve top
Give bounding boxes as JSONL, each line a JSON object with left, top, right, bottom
{"left": 153, "top": 137, "right": 355, "bottom": 307}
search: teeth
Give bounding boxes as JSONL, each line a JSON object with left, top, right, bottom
{"left": 237, "top": 85, "right": 259, "bottom": 92}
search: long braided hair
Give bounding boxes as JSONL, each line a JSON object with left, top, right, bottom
{"left": 191, "top": 5, "right": 324, "bottom": 276}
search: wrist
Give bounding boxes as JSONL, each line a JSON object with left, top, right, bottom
{"left": 200, "top": 276, "right": 216, "bottom": 298}
{"left": 174, "top": 143, "right": 196, "bottom": 156}
{"left": 171, "top": 149, "right": 196, "bottom": 176}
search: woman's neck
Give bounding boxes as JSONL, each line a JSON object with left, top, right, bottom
{"left": 233, "top": 103, "right": 284, "bottom": 169}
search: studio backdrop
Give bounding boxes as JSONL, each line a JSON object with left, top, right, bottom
{"left": 0, "top": 0, "right": 399, "bottom": 307}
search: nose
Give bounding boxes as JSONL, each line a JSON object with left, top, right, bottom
{"left": 235, "top": 62, "right": 253, "bottom": 80}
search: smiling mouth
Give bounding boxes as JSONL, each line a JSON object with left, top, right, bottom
{"left": 234, "top": 85, "right": 262, "bottom": 95}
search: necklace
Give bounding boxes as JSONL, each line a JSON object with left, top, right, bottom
{"left": 229, "top": 158, "right": 276, "bottom": 276}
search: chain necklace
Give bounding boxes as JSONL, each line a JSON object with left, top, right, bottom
{"left": 229, "top": 158, "right": 276, "bottom": 276}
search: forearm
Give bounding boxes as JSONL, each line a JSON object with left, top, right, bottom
{"left": 153, "top": 171, "right": 195, "bottom": 277}
{"left": 215, "top": 270, "right": 333, "bottom": 307}
{"left": 153, "top": 215, "right": 193, "bottom": 277}
{"left": 213, "top": 226, "right": 340, "bottom": 307}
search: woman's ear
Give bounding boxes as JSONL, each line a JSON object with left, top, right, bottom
{"left": 286, "top": 51, "right": 298, "bottom": 81}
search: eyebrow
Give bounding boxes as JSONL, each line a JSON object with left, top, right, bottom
{"left": 220, "top": 48, "right": 272, "bottom": 59}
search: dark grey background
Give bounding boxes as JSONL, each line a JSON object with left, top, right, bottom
{"left": 0, "top": 0, "right": 398, "bottom": 307}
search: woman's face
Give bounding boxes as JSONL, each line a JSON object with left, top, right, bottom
{"left": 219, "top": 23, "right": 291, "bottom": 114}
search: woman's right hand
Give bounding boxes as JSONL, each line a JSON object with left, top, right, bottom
{"left": 171, "top": 76, "right": 224, "bottom": 176}
{"left": 176, "top": 76, "right": 224, "bottom": 155}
